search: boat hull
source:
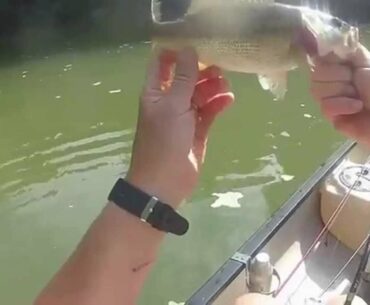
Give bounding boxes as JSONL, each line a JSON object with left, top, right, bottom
{"left": 187, "top": 141, "right": 370, "bottom": 305}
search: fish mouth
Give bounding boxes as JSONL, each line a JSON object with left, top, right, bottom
{"left": 294, "top": 9, "right": 360, "bottom": 59}
{"left": 293, "top": 26, "right": 319, "bottom": 57}
{"left": 294, "top": 24, "right": 360, "bottom": 59}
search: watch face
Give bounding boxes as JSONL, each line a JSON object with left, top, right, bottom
{"left": 338, "top": 165, "right": 370, "bottom": 193}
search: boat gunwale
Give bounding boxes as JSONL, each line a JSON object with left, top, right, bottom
{"left": 186, "top": 140, "right": 356, "bottom": 305}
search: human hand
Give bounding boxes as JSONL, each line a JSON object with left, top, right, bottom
{"left": 127, "top": 48, "right": 234, "bottom": 208}
{"left": 310, "top": 44, "right": 370, "bottom": 147}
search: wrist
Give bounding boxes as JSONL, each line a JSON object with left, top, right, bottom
{"left": 108, "top": 178, "right": 189, "bottom": 236}
{"left": 125, "top": 172, "right": 185, "bottom": 209}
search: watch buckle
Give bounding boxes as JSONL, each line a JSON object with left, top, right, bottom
{"left": 140, "top": 196, "right": 158, "bottom": 222}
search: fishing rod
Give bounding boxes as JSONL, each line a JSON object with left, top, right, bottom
{"left": 274, "top": 162, "right": 370, "bottom": 297}
{"left": 274, "top": 164, "right": 369, "bottom": 297}
{"left": 319, "top": 234, "right": 369, "bottom": 298}
{"left": 344, "top": 233, "right": 370, "bottom": 305}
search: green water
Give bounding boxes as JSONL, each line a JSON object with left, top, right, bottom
{"left": 0, "top": 41, "right": 351, "bottom": 305}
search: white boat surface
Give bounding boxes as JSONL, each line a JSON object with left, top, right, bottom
{"left": 187, "top": 142, "right": 370, "bottom": 305}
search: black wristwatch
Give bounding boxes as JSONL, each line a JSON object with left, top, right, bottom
{"left": 108, "top": 178, "right": 189, "bottom": 236}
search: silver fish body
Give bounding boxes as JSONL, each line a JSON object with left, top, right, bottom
{"left": 151, "top": 0, "right": 359, "bottom": 99}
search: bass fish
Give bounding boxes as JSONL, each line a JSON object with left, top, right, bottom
{"left": 150, "top": 0, "right": 359, "bottom": 100}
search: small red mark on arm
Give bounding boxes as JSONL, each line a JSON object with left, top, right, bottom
{"left": 132, "top": 261, "right": 153, "bottom": 273}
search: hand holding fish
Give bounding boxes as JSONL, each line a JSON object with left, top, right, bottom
{"left": 127, "top": 48, "right": 234, "bottom": 207}
{"left": 310, "top": 45, "right": 370, "bottom": 147}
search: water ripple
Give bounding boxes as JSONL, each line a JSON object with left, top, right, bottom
{"left": 216, "top": 153, "right": 292, "bottom": 186}
{"left": 0, "top": 129, "right": 133, "bottom": 205}
{"left": 0, "top": 129, "right": 132, "bottom": 173}
{"left": 0, "top": 156, "right": 27, "bottom": 171}
{"left": 56, "top": 155, "right": 128, "bottom": 177}
{"left": 43, "top": 142, "right": 130, "bottom": 166}
{"left": 38, "top": 130, "right": 132, "bottom": 156}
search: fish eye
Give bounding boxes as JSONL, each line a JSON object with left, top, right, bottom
{"left": 330, "top": 17, "right": 343, "bottom": 28}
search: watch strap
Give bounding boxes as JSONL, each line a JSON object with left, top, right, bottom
{"left": 108, "top": 178, "right": 189, "bottom": 236}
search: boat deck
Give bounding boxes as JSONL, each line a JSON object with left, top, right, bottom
{"left": 213, "top": 190, "right": 369, "bottom": 305}
{"left": 193, "top": 143, "right": 370, "bottom": 305}
{"left": 267, "top": 191, "right": 365, "bottom": 305}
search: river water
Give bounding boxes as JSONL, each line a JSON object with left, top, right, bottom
{"left": 0, "top": 37, "right": 368, "bottom": 304}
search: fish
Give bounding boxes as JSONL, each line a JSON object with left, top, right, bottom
{"left": 150, "top": 0, "right": 359, "bottom": 100}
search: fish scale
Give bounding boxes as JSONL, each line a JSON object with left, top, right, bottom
{"left": 193, "top": 38, "right": 297, "bottom": 73}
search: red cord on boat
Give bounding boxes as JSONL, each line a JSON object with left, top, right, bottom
{"left": 274, "top": 177, "right": 362, "bottom": 296}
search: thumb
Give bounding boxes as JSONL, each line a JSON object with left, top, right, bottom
{"left": 193, "top": 91, "right": 234, "bottom": 164}
{"left": 195, "top": 93, "right": 234, "bottom": 144}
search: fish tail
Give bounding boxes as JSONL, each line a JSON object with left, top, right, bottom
{"left": 150, "top": 0, "right": 203, "bottom": 67}
{"left": 151, "top": 0, "right": 190, "bottom": 23}
{"left": 151, "top": 0, "right": 162, "bottom": 23}
{"left": 150, "top": 0, "right": 189, "bottom": 40}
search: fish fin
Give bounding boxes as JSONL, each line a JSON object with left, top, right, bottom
{"left": 258, "top": 72, "right": 287, "bottom": 101}
{"left": 306, "top": 55, "right": 315, "bottom": 70}
{"left": 188, "top": 0, "right": 274, "bottom": 15}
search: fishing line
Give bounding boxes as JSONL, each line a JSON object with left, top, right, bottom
{"left": 274, "top": 155, "right": 370, "bottom": 297}
{"left": 319, "top": 233, "right": 370, "bottom": 298}
{"left": 344, "top": 234, "right": 370, "bottom": 305}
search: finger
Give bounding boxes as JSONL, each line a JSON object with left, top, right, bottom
{"left": 142, "top": 55, "right": 163, "bottom": 101}
{"left": 354, "top": 67, "right": 370, "bottom": 109}
{"left": 333, "top": 111, "right": 370, "bottom": 145}
{"left": 320, "top": 97, "right": 363, "bottom": 120}
{"left": 194, "top": 66, "right": 233, "bottom": 141}
{"left": 193, "top": 77, "right": 230, "bottom": 108}
{"left": 310, "top": 82, "right": 357, "bottom": 100}
{"left": 167, "top": 48, "right": 199, "bottom": 110}
{"left": 141, "top": 50, "right": 177, "bottom": 102}
{"left": 159, "top": 50, "right": 176, "bottom": 88}
{"left": 311, "top": 63, "right": 352, "bottom": 82}
{"left": 348, "top": 44, "right": 370, "bottom": 68}
{"left": 196, "top": 93, "right": 234, "bottom": 141}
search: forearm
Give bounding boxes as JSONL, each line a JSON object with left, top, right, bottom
{"left": 33, "top": 49, "right": 231, "bottom": 305}
{"left": 34, "top": 202, "right": 166, "bottom": 305}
